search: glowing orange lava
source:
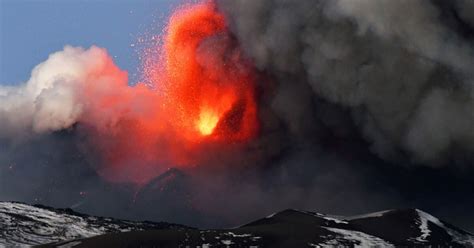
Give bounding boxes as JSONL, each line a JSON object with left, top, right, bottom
{"left": 197, "top": 109, "right": 219, "bottom": 136}
{"left": 83, "top": 1, "right": 259, "bottom": 184}
{"left": 157, "top": 2, "right": 258, "bottom": 142}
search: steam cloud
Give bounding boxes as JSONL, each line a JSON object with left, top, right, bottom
{"left": 1, "top": 0, "right": 474, "bottom": 232}
{"left": 0, "top": 46, "right": 126, "bottom": 137}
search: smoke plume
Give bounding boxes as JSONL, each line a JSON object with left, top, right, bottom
{"left": 219, "top": 0, "right": 474, "bottom": 164}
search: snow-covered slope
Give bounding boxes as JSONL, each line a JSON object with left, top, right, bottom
{"left": 344, "top": 208, "right": 474, "bottom": 247}
{"left": 414, "top": 209, "right": 474, "bottom": 246}
{"left": 1, "top": 202, "right": 473, "bottom": 247}
{"left": 0, "top": 202, "right": 185, "bottom": 246}
{"left": 50, "top": 208, "right": 474, "bottom": 248}
{"left": 238, "top": 208, "right": 474, "bottom": 247}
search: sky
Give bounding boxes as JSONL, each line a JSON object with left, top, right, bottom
{"left": 0, "top": 0, "right": 181, "bottom": 85}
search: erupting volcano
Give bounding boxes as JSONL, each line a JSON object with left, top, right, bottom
{"left": 82, "top": 1, "right": 259, "bottom": 183}
{"left": 3, "top": 0, "right": 474, "bottom": 238}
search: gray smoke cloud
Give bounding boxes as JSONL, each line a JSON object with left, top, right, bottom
{"left": 218, "top": 0, "right": 474, "bottom": 164}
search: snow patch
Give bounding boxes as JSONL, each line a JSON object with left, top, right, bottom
{"left": 265, "top": 212, "right": 276, "bottom": 218}
{"left": 297, "top": 210, "right": 349, "bottom": 224}
{"left": 323, "top": 227, "right": 394, "bottom": 247}
{"left": 414, "top": 209, "right": 438, "bottom": 242}
{"left": 345, "top": 210, "right": 392, "bottom": 220}
{"left": 225, "top": 232, "right": 252, "bottom": 238}
{"left": 415, "top": 209, "right": 474, "bottom": 246}
{"left": 316, "top": 214, "right": 348, "bottom": 224}
{"left": 221, "top": 239, "right": 233, "bottom": 245}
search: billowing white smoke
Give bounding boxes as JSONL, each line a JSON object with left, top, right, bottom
{"left": 0, "top": 46, "right": 125, "bottom": 139}
{"left": 219, "top": 0, "right": 474, "bottom": 164}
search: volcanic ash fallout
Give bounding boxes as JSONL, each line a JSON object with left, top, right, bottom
{"left": 0, "top": 2, "right": 259, "bottom": 184}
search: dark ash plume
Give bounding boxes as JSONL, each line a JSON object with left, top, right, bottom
{"left": 218, "top": 0, "right": 474, "bottom": 164}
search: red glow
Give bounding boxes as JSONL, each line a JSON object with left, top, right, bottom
{"left": 81, "top": 1, "right": 259, "bottom": 184}
{"left": 159, "top": 2, "right": 258, "bottom": 142}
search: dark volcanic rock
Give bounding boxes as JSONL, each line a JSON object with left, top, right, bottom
{"left": 132, "top": 168, "right": 201, "bottom": 226}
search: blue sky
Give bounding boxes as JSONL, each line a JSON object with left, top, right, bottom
{"left": 0, "top": 0, "right": 181, "bottom": 84}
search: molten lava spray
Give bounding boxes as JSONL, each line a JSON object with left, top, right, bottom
{"left": 84, "top": 1, "right": 258, "bottom": 183}
{"left": 159, "top": 2, "right": 258, "bottom": 142}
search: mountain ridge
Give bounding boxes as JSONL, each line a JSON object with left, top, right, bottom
{"left": 0, "top": 201, "right": 473, "bottom": 247}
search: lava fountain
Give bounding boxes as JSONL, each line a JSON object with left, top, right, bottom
{"left": 85, "top": 1, "right": 259, "bottom": 183}
{"left": 157, "top": 2, "right": 258, "bottom": 142}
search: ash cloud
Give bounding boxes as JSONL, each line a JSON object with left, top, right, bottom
{"left": 218, "top": 0, "right": 474, "bottom": 164}
{"left": 211, "top": 0, "right": 474, "bottom": 230}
